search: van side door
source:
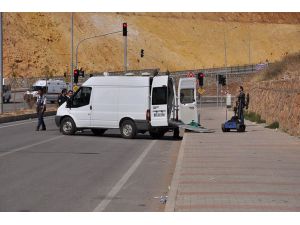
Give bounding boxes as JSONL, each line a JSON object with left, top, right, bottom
{"left": 90, "top": 86, "right": 118, "bottom": 128}
{"left": 178, "top": 78, "right": 198, "bottom": 124}
{"left": 150, "top": 76, "right": 169, "bottom": 127}
{"left": 68, "top": 86, "right": 92, "bottom": 128}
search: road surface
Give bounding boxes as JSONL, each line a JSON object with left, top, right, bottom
{"left": 0, "top": 117, "right": 181, "bottom": 211}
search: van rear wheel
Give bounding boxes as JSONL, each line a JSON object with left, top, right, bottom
{"left": 61, "top": 117, "right": 76, "bottom": 135}
{"left": 120, "top": 120, "right": 137, "bottom": 139}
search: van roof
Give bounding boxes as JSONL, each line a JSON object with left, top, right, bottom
{"left": 83, "top": 76, "right": 150, "bottom": 87}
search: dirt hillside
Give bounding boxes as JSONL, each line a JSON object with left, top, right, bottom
{"left": 3, "top": 12, "right": 300, "bottom": 77}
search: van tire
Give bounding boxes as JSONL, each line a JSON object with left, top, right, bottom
{"left": 61, "top": 117, "right": 76, "bottom": 135}
{"left": 120, "top": 120, "right": 137, "bottom": 139}
{"left": 91, "top": 128, "right": 107, "bottom": 136}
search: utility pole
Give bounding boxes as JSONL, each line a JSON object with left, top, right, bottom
{"left": 0, "top": 12, "right": 3, "bottom": 114}
{"left": 70, "top": 12, "right": 74, "bottom": 91}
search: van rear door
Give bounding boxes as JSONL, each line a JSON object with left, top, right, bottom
{"left": 150, "top": 76, "right": 169, "bottom": 127}
{"left": 178, "top": 78, "right": 198, "bottom": 124}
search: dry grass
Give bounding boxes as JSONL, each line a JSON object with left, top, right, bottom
{"left": 254, "top": 52, "right": 300, "bottom": 81}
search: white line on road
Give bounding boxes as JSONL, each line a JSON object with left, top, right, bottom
{"left": 0, "top": 116, "right": 54, "bottom": 129}
{"left": 0, "top": 136, "right": 63, "bottom": 158}
{"left": 93, "top": 140, "right": 157, "bottom": 212}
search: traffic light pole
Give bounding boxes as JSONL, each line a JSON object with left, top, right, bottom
{"left": 70, "top": 12, "right": 74, "bottom": 91}
{"left": 124, "top": 35, "right": 127, "bottom": 72}
{"left": 0, "top": 12, "right": 3, "bottom": 114}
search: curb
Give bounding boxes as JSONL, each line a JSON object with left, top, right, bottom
{"left": 165, "top": 132, "right": 187, "bottom": 212}
{"left": 0, "top": 110, "right": 57, "bottom": 124}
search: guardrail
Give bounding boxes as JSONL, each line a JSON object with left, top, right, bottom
{"left": 7, "top": 63, "right": 267, "bottom": 89}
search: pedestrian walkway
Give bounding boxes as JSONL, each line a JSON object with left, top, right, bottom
{"left": 166, "top": 106, "right": 300, "bottom": 211}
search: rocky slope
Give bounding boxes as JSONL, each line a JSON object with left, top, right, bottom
{"left": 3, "top": 12, "right": 300, "bottom": 77}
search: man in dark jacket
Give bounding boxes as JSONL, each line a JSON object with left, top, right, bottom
{"left": 57, "top": 89, "right": 68, "bottom": 106}
{"left": 36, "top": 88, "right": 47, "bottom": 131}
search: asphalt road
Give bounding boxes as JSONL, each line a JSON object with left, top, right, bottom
{"left": 0, "top": 117, "right": 181, "bottom": 212}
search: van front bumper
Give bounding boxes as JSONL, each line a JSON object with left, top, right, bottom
{"left": 55, "top": 116, "right": 61, "bottom": 127}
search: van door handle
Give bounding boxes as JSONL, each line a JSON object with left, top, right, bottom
{"left": 90, "top": 105, "right": 92, "bottom": 110}
{"left": 189, "top": 106, "right": 194, "bottom": 109}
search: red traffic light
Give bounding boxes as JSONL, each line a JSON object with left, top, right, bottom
{"left": 74, "top": 69, "right": 78, "bottom": 75}
{"left": 199, "top": 72, "right": 205, "bottom": 78}
{"left": 123, "top": 22, "right": 127, "bottom": 36}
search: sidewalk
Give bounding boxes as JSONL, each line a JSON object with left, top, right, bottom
{"left": 166, "top": 106, "right": 300, "bottom": 211}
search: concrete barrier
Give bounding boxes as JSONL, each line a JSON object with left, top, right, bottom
{"left": 0, "top": 110, "right": 56, "bottom": 124}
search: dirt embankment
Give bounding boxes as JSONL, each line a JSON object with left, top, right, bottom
{"left": 3, "top": 12, "right": 300, "bottom": 77}
{"left": 244, "top": 53, "right": 300, "bottom": 136}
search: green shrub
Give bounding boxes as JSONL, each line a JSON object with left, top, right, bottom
{"left": 244, "top": 111, "right": 266, "bottom": 123}
{"left": 265, "top": 121, "right": 279, "bottom": 129}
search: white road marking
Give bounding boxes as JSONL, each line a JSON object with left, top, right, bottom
{"left": 93, "top": 140, "right": 157, "bottom": 212}
{"left": 0, "top": 116, "right": 54, "bottom": 129}
{"left": 0, "top": 136, "right": 63, "bottom": 158}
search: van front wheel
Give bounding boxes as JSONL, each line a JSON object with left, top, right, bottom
{"left": 61, "top": 117, "right": 76, "bottom": 135}
{"left": 120, "top": 120, "right": 137, "bottom": 139}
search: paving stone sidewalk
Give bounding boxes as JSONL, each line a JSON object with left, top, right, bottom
{"left": 166, "top": 106, "right": 300, "bottom": 211}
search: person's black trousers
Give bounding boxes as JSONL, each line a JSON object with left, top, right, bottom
{"left": 37, "top": 111, "right": 46, "bottom": 130}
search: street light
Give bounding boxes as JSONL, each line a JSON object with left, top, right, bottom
{"left": 211, "top": 26, "right": 237, "bottom": 106}
{"left": 75, "top": 30, "right": 122, "bottom": 69}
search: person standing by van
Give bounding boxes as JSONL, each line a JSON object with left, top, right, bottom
{"left": 36, "top": 88, "right": 47, "bottom": 131}
{"left": 57, "top": 89, "right": 67, "bottom": 106}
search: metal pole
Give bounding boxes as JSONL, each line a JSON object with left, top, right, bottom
{"left": 124, "top": 35, "right": 127, "bottom": 72}
{"left": 248, "top": 27, "right": 251, "bottom": 65}
{"left": 0, "top": 12, "right": 3, "bottom": 114}
{"left": 216, "top": 77, "right": 219, "bottom": 107}
{"left": 223, "top": 30, "right": 228, "bottom": 91}
{"left": 70, "top": 12, "right": 74, "bottom": 91}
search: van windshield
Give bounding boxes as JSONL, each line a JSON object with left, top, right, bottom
{"left": 152, "top": 87, "right": 167, "bottom": 105}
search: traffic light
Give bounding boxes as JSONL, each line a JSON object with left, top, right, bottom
{"left": 198, "top": 72, "right": 205, "bottom": 87}
{"left": 74, "top": 69, "right": 79, "bottom": 84}
{"left": 140, "top": 49, "right": 144, "bottom": 58}
{"left": 217, "top": 75, "right": 226, "bottom": 86}
{"left": 221, "top": 75, "right": 226, "bottom": 86}
{"left": 123, "top": 22, "right": 127, "bottom": 36}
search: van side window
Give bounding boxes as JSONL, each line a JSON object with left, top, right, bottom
{"left": 180, "top": 88, "right": 195, "bottom": 104}
{"left": 152, "top": 87, "right": 167, "bottom": 105}
{"left": 72, "top": 87, "right": 92, "bottom": 108}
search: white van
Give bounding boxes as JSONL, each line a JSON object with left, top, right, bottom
{"left": 55, "top": 75, "right": 198, "bottom": 139}
{"left": 25, "top": 79, "right": 69, "bottom": 103}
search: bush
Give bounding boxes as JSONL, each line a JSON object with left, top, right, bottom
{"left": 265, "top": 121, "right": 280, "bottom": 129}
{"left": 244, "top": 111, "right": 266, "bottom": 123}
